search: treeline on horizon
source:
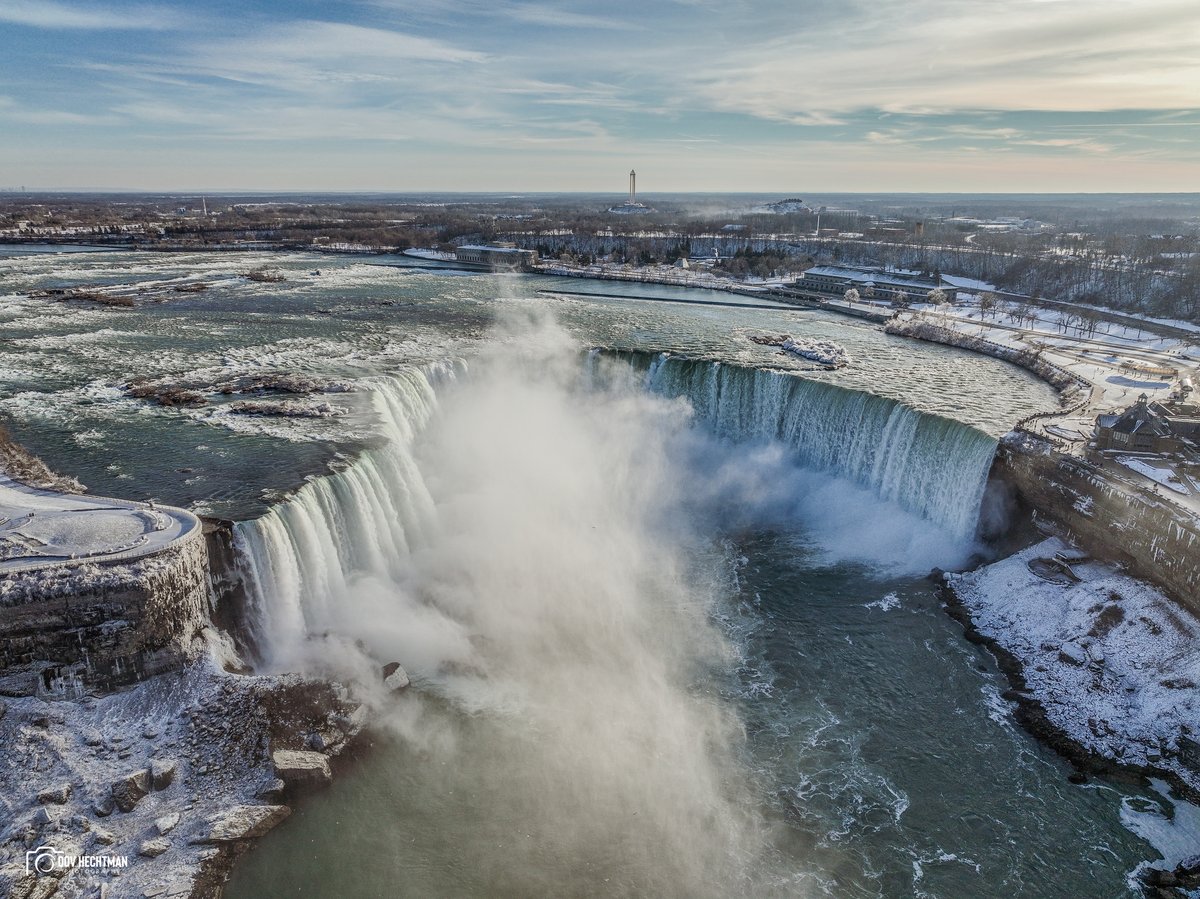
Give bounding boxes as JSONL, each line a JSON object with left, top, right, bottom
{"left": 2, "top": 194, "right": 1198, "bottom": 323}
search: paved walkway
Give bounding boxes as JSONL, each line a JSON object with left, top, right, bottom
{"left": 0, "top": 477, "right": 199, "bottom": 574}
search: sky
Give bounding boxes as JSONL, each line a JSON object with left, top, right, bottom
{"left": 1, "top": 0, "right": 1198, "bottom": 192}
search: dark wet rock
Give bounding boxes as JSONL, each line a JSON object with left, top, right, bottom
{"left": 36, "top": 783, "right": 71, "bottom": 805}
{"left": 124, "top": 379, "right": 209, "bottom": 408}
{"left": 151, "top": 758, "right": 177, "bottom": 791}
{"left": 228, "top": 399, "right": 343, "bottom": 418}
{"left": 332, "top": 704, "right": 368, "bottom": 735}
{"left": 1067, "top": 771, "right": 1089, "bottom": 785}
{"left": 1145, "top": 868, "right": 1178, "bottom": 888}
{"left": 254, "top": 778, "right": 285, "bottom": 801}
{"left": 306, "top": 730, "right": 338, "bottom": 752}
{"left": 214, "top": 373, "right": 352, "bottom": 396}
{"left": 92, "top": 796, "right": 115, "bottom": 818}
{"left": 111, "top": 768, "right": 151, "bottom": 812}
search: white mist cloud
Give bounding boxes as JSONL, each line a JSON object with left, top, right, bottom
{"left": 234, "top": 311, "right": 991, "bottom": 892}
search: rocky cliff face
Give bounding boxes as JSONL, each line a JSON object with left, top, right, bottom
{"left": 0, "top": 530, "right": 211, "bottom": 697}
{"left": 992, "top": 432, "right": 1200, "bottom": 613}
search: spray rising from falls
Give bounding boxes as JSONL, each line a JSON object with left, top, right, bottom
{"left": 225, "top": 321, "right": 1009, "bottom": 895}
{"left": 232, "top": 328, "right": 779, "bottom": 896}
{"left": 605, "top": 351, "right": 999, "bottom": 540}
{"left": 235, "top": 346, "right": 1000, "bottom": 667}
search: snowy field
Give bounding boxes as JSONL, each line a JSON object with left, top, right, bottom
{"left": 949, "top": 538, "right": 1200, "bottom": 794}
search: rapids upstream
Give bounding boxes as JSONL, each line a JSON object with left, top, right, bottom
{"left": 0, "top": 246, "right": 1195, "bottom": 897}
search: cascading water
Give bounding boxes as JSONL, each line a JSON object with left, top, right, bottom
{"left": 234, "top": 348, "right": 997, "bottom": 666}
{"left": 606, "top": 351, "right": 998, "bottom": 539}
{"left": 232, "top": 363, "right": 457, "bottom": 666}
{"left": 223, "top": 325, "right": 1165, "bottom": 899}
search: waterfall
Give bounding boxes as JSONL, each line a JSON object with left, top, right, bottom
{"left": 231, "top": 363, "right": 456, "bottom": 665}
{"left": 232, "top": 352, "right": 996, "bottom": 662}
{"left": 609, "top": 352, "right": 998, "bottom": 539}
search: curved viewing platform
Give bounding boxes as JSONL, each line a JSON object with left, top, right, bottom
{"left": 0, "top": 475, "right": 199, "bottom": 574}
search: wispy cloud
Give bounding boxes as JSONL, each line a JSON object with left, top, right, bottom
{"left": 3, "top": 0, "right": 1200, "bottom": 189}
{"left": 678, "top": 0, "right": 1200, "bottom": 118}
{"left": 0, "top": 0, "right": 183, "bottom": 30}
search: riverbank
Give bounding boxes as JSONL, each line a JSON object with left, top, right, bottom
{"left": 0, "top": 436, "right": 375, "bottom": 899}
{"left": 945, "top": 538, "right": 1200, "bottom": 798}
{"left": 942, "top": 538, "right": 1200, "bottom": 893}
{"left": 0, "top": 660, "right": 370, "bottom": 899}
{"left": 884, "top": 316, "right": 1091, "bottom": 403}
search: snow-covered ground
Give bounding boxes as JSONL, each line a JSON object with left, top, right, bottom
{"left": 940, "top": 275, "right": 1200, "bottom": 338}
{"left": 896, "top": 296, "right": 1200, "bottom": 511}
{"left": 948, "top": 538, "right": 1200, "bottom": 794}
{"left": 0, "top": 652, "right": 373, "bottom": 899}
{"left": 1117, "top": 457, "right": 1192, "bottom": 496}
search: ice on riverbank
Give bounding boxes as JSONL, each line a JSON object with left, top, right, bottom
{"left": 948, "top": 538, "right": 1200, "bottom": 793}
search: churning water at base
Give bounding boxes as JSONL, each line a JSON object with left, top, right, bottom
{"left": 224, "top": 315, "right": 1176, "bottom": 898}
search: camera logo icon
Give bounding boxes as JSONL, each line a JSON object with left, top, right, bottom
{"left": 26, "top": 845, "right": 59, "bottom": 875}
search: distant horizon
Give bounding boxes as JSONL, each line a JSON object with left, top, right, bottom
{"left": 5, "top": 188, "right": 1200, "bottom": 199}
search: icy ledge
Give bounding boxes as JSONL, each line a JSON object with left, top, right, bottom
{"left": 946, "top": 537, "right": 1200, "bottom": 796}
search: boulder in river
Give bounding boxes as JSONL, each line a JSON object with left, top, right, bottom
{"left": 271, "top": 749, "right": 331, "bottom": 786}
{"left": 200, "top": 804, "right": 291, "bottom": 843}
{"left": 382, "top": 662, "right": 410, "bottom": 692}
